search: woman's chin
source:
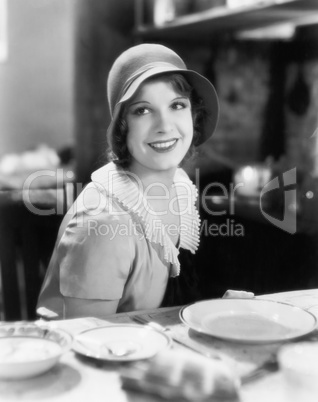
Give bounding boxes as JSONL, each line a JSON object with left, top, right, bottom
{"left": 150, "top": 153, "right": 187, "bottom": 171}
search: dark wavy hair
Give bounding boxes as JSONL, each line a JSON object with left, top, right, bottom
{"left": 107, "top": 73, "right": 206, "bottom": 168}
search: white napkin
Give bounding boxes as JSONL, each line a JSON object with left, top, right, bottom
{"left": 121, "top": 349, "right": 240, "bottom": 401}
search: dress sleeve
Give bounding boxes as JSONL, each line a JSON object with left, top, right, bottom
{"left": 58, "top": 207, "right": 134, "bottom": 301}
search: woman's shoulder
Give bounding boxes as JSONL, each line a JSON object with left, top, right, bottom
{"left": 90, "top": 161, "right": 129, "bottom": 194}
{"left": 70, "top": 162, "right": 126, "bottom": 215}
{"left": 73, "top": 182, "right": 126, "bottom": 219}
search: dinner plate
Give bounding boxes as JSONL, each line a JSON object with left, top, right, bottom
{"left": 73, "top": 324, "right": 172, "bottom": 361}
{"left": 180, "top": 299, "right": 317, "bottom": 343}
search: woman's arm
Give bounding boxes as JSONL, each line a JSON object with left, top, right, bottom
{"left": 63, "top": 297, "right": 120, "bottom": 319}
{"left": 58, "top": 198, "right": 134, "bottom": 318}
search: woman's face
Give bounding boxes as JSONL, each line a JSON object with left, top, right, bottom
{"left": 125, "top": 78, "right": 193, "bottom": 175}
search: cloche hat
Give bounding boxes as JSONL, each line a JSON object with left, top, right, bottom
{"left": 107, "top": 43, "right": 219, "bottom": 145}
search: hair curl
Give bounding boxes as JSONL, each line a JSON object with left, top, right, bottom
{"left": 107, "top": 73, "right": 206, "bottom": 168}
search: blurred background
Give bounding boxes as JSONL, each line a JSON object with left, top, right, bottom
{"left": 1, "top": 0, "right": 318, "bottom": 320}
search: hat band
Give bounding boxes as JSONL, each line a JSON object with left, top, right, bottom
{"left": 121, "top": 61, "right": 182, "bottom": 100}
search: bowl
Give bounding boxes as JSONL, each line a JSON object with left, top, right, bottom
{"left": 0, "top": 322, "right": 72, "bottom": 380}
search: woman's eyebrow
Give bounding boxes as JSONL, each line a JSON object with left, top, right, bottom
{"left": 128, "top": 100, "right": 151, "bottom": 107}
{"left": 128, "top": 95, "right": 189, "bottom": 108}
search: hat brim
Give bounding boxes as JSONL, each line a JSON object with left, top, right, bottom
{"left": 107, "top": 65, "right": 219, "bottom": 146}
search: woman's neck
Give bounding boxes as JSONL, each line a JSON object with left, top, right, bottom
{"left": 128, "top": 163, "right": 177, "bottom": 193}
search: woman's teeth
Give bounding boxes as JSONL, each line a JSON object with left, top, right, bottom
{"left": 149, "top": 139, "right": 177, "bottom": 150}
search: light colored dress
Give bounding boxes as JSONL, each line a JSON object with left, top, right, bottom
{"left": 37, "top": 162, "right": 200, "bottom": 318}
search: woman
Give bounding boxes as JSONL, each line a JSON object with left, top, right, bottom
{"left": 37, "top": 44, "right": 251, "bottom": 319}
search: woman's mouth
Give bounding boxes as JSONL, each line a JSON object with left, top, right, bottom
{"left": 148, "top": 139, "right": 178, "bottom": 153}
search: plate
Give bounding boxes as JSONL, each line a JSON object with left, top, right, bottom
{"left": 73, "top": 324, "right": 172, "bottom": 361}
{"left": 0, "top": 322, "right": 73, "bottom": 379}
{"left": 180, "top": 299, "right": 317, "bottom": 343}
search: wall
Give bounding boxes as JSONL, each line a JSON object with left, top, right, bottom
{"left": 74, "top": 0, "right": 134, "bottom": 184}
{"left": 208, "top": 41, "right": 270, "bottom": 166}
{"left": 0, "top": 0, "right": 75, "bottom": 156}
{"left": 284, "top": 35, "right": 318, "bottom": 176}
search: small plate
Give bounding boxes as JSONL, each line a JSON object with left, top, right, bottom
{"left": 180, "top": 299, "right": 317, "bottom": 343}
{"left": 0, "top": 322, "right": 72, "bottom": 380}
{"left": 73, "top": 324, "right": 172, "bottom": 361}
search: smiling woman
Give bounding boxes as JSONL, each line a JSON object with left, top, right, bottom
{"left": 37, "top": 43, "right": 220, "bottom": 320}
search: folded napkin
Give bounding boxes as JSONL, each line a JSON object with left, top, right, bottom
{"left": 120, "top": 349, "right": 240, "bottom": 401}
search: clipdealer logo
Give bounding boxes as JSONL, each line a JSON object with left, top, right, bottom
{"left": 260, "top": 168, "right": 297, "bottom": 234}
{"left": 21, "top": 166, "right": 298, "bottom": 235}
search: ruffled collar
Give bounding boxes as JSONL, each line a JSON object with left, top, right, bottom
{"left": 91, "top": 162, "right": 200, "bottom": 277}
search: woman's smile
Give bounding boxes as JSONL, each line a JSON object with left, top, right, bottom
{"left": 148, "top": 138, "right": 179, "bottom": 152}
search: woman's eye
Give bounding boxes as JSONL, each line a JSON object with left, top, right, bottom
{"left": 133, "top": 107, "right": 149, "bottom": 116}
{"left": 171, "top": 101, "right": 189, "bottom": 110}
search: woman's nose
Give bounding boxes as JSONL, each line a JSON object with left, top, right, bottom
{"left": 155, "top": 110, "right": 173, "bottom": 133}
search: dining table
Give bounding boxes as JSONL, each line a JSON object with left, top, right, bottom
{"left": 1, "top": 288, "right": 318, "bottom": 402}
